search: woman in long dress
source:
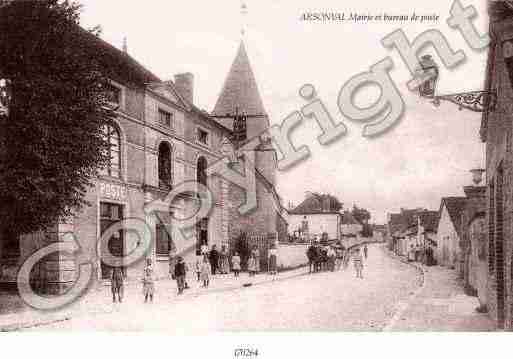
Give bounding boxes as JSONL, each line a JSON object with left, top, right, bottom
{"left": 247, "top": 253, "right": 257, "bottom": 277}
{"left": 268, "top": 245, "right": 278, "bottom": 278}
{"left": 252, "top": 246, "right": 260, "bottom": 274}
{"left": 219, "top": 245, "right": 230, "bottom": 274}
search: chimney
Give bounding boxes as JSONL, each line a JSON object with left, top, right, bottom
{"left": 322, "top": 196, "right": 330, "bottom": 212}
{"left": 174, "top": 73, "right": 194, "bottom": 104}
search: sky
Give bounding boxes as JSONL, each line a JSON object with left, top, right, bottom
{"left": 78, "top": 0, "right": 489, "bottom": 223}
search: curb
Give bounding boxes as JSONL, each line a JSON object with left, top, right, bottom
{"left": 0, "top": 316, "right": 71, "bottom": 332}
{"left": 382, "top": 250, "right": 426, "bottom": 332}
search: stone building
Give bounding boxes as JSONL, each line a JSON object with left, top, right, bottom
{"left": 340, "top": 211, "right": 363, "bottom": 238}
{"left": 460, "top": 180, "right": 487, "bottom": 307}
{"left": 479, "top": 0, "right": 513, "bottom": 330}
{"left": 287, "top": 194, "right": 343, "bottom": 242}
{"left": 435, "top": 198, "right": 466, "bottom": 269}
{"left": 0, "top": 31, "right": 287, "bottom": 292}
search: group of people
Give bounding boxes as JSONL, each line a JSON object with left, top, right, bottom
{"left": 306, "top": 243, "right": 347, "bottom": 273}
{"left": 306, "top": 242, "right": 370, "bottom": 279}
{"left": 173, "top": 243, "right": 279, "bottom": 293}
{"left": 109, "top": 243, "right": 281, "bottom": 302}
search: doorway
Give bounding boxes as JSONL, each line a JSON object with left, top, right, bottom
{"left": 100, "top": 202, "right": 125, "bottom": 279}
{"left": 196, "top": 217, "right": 208, "bottom": 255}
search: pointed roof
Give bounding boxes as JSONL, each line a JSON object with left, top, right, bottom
{"left": 440, "top": 197, "right": 467, "bottom": 238}
{"left": 212, "top": 42, "right": 267, "bottom": 128}
{"left": 289, "top": 194, "right": 342, "bottom": 215}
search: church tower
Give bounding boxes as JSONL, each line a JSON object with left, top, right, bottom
{"left": 212, "top": 41, "right": 284, "bottom": 243}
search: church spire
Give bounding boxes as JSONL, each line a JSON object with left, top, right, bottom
{"left": 212, "top": 41, "right": 267, "bottom": 118}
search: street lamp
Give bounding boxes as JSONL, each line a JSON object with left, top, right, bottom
{"left": 470, "top": 168, "right": 485, "bottom": 185}
{"left": 415, "top": 55, "right": 497, "bottom": 113}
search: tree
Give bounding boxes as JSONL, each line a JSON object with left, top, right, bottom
{"left": 352, "top": 205, "right": 373, "bottom": 237}
{"left": 351, "top": 205, "right": 371, "bottom": 225}
{"left": 0, "top": 1, "right": 113, "bottom": 241}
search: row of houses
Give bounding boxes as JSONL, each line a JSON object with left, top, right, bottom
{"left": 0, "top": 25, "right": 288, "bottom": 293}
{"left": 387, "top": 168, "right": 487, "bottom": 307}
{"left": 385, "top": 1, "right": 513, "bottom": 329}
{"left": 398, "top": 0, "right": 513, "bottom": 331}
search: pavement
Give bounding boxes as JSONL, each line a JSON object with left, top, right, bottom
{"left": 384, "top": 253, "right": 496, "bottom": 331}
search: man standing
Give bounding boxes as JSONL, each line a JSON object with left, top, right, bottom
{"left": 209, "top": 244, "right": 219, "bottom": 275}
{"left": 307, "top": 244, "right": 316, "bottom": 274}
{"left": 363, "top": 244, "right": 368, "bottom": 259}
{"left": 174, "top": 256, "right": 186, "bottom": 295}
{"left": 110, "top": 266, "right": 124, "bottom": 303}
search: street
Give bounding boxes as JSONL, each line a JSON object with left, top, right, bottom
{"left": 25, "top": 244, "right": 422, "bottom": 332}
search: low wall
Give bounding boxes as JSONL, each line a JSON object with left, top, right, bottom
{"left": 277, "top": 243, "right": 309, "bottom": 270}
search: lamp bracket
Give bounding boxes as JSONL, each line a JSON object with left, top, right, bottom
{"left": 430, "top": 90, "right": 497, "bottom": 113}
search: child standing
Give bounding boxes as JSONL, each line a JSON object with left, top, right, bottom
{"left": 194, "top": 256, "right": 202, "bottom": 282}
{"left": 232, "top": 252, "right": 241, "bottom": 278}
{"left": 142, "top": 258, "right": 155, "bottom": 303}
{"left": 268, "top": 245, "right": 278, "bottom": 279}
{"left": 353, "top": 248, "right": 364, "bottom": 279}
{"left": 111, "top": 266, "right": 124, "bottom": 303}
{"left": 247, "top": 253, "right": 257, "bottom": 277}
{"left": 200, "top": 256, "right": 211, "bottom": 287}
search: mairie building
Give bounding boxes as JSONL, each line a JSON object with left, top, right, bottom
{"left": 0, "top": 29, "right": 288, "bottom": 293}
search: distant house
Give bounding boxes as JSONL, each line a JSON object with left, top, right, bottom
{"left": 288, "top": 194, "right": 342, "bottom": 242}
{"left": 407, "top": 210, "right": 439, "bottom": 262}
{"left": 372, "top": 224, "right": 386, "bottom": 242}
{"left": 386, "top": 208, "right": 435, "bottom": 257}
{"left": 436, "top": 197, "right": 467, "bottom": 269}
{"left": 341, "top": 211, "right": 363, "bottom": 237}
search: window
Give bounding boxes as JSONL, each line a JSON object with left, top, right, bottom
{"left": 158, "top": 142, "right": 172, "bottom": 189}
{"left": 158, "top": 108, "right": 173, "bottom": 128}
{"left": 196, "top": 156, "right": 207, "bottom": 187}
{"left": 104, "top": 83, "right": 121, "bottom": 105}
{"left": 197, "top": 128, "right": 209, "bottom": 146}
{"left": 100, "top": 124, "right": 121, "bottom": 178}
{"left": 156, "top": 224, "right": 172, "bottom": 256}
{"left": 156, "top": 211, "right": 174, "bottom": 257}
